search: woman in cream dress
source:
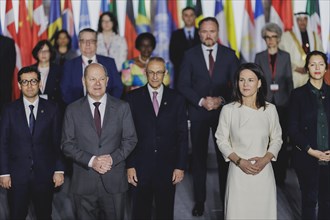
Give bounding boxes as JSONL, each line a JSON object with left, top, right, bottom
{"left": 215, "top": 63, "right": 282, "bottom": 219}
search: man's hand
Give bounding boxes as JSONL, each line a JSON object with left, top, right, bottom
{"left": 0, "top": 176, "right": 11, "bottom": 189}
{"left": 127, "top": 168, "right": 138, "bottom": 186}
{"left": 92, "top": 154, "right": 112, "bottom": 174}
{"left": 202, "top": 97, "right": 223, "bottom": 111}
{"left": 308, "top": 148, "right": 330, "bottom": 161}
{"left": 53, "top": 173, "right": 64, "bottom": 187}
{"left": 172, "top": 169, "right": 184, "bottom": 185}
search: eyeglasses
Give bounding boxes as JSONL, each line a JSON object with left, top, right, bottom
{"left": 79, "top": 39, "right": 97, "bottom": 45}
{"left": 264, "top": 35, "right": 278, "bottom": 40}
{"left": 39, "top": 50, "right": 50, "bottom": 54}
{"left": 19, "top": 79, "right": 39, "bottom": 86}
{"left": 146, "top": 70, "right": 165, "bottom": 77}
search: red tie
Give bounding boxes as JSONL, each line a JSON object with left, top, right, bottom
{"left": 208, "top": 49, "right": 214, "bottom": 76}
{"left": 93, "top": 102, "right": 101, "bottom": 137}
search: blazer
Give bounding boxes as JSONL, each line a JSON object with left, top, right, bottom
{"left": 169, "top": 28, "right": 200, "bottom": 82}
{"left": 0, "top": 35, "right": 16, "bottom": 113}
{"left": 288, "top": 81, "right": 330, "bottom": 170}
{"left": 177, "top": 43, "right": 239, "bottom": 121}
{"left": 61, "top": 95, "right": 137, "bottom": 195}
{"left": 125, "top": 85, "right": 188, "bottom": 185}
{"left": 255, "top": 49, "right": 293, "bottom": 107}
{"left": 0, "top": 98, "right": 64, "bottom": 185}
{"left": 60, "top": 55, "right": 123, "bottom": 104}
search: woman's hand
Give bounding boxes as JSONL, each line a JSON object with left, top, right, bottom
{"left": 248, "top": 152, "right": 274, "bottom": 175}
{"left": 308, "top": 148, "right": 330, "bottom": 161}
{"left": 237, "top": 159, "right": 260, "bottom": 175}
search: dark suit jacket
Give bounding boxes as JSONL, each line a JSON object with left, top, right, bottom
{"left": 169, "top": 28, "right": 200, "bottom": 86}
{"left": 61, "top": 95, "right": 137, "bottom": 194}
{"left": 0, "top": 35, "right": 16, "bottom": 113}
{"left": 0, "top": 98, "right": 64, "bottom": 185}
{"left": 125, "top": 85, "right": 188, "bottom": 185}
{"left": 255, "top": 49, "right": 293, "bottom": 107}
{"left": 288, "top": 81, "right": 330, "bottom": 170}
{"left": 60, "top": 55, "right": 123, "bottom": 104}
{"left": 178, "top": 44, "right": 239, "bottom": 121}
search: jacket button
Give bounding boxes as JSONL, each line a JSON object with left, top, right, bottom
{"left": 154, "top": 150, "right": 157, "bottom": 153}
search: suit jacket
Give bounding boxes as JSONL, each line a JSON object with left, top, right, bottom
{"left": 60, "top": 55, "right": 123, "bottom": 104}
{"left": 0, "top": 98, "right": 64, "bottom": 185}
{"left": 255, "top": 49, "right": 293, "bottom": 107}
{"left": 178, "top": 44, "right": 239, "bottom": 121}
{"left": 0, "top": 35, "right": 16, "bottom": 113}
{"left": 61, "top": 95, "right": 137, "bottom": 195}
{"left": 169, "top": 28, "right": 200, "bottom": 86}
{"left": 288, "top": 81, "right": 330, "bottom": 170}
{"left": 125, "top": 85, "right": 188, "bottom": 185}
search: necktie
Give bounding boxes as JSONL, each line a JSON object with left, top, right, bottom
{"left": 152, "top": 92, "right": 159, "bottom": 116}
{"left": 88, "top": 59, "right": 93, "bottom": 64}
{"left": 93, "top": 102, "right": 101, "bottom": 137}
{"left": 187, "top": 31, "right": 193, "bottom": 47}
{"left": 29, "top": 105, "right": 35, "bottom": 134}
{"left": 208, "top": 49, "right": 214, "bottom": 76}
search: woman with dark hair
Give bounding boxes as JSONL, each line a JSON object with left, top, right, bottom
{"left": 215, "top": 63, "right": 282, "bottom": 219}
{"left": 53, "top": 30, "right": 78, "bottom": 66}
{"left": 97, "top": 12, "right": 127, "bottom": 71}
{"left": 288, "top": 51, "right": 330, "bottom": 220}
{"left": 32, "top": 40, "right": 63, "bottom": 108}
{"left": 121, "top": 32, "right": 170, "bottom": 92}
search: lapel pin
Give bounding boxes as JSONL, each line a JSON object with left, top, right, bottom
{"left": 164, "top": 102, "right": 167, "bottom": 105}
{"left": 41, "top": 110, "right": 44, "bottom": 113}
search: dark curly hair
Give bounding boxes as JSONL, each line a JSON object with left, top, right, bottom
{"left": 135, "top": 32, "right": 156, "bottom": 50}
{"left": 97, "top": 12, "right": 119, "bottom": 34}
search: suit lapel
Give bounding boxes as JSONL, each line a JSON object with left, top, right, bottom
{"left": 34, "top": 99, "right": 47, "bottom": 136}
{"left": 142, "top": 86, "right": 157, "bottom": 117}
{"left": 158, "top": 87, "right": 169, "bottom": 117}
{"left": 16, "top": 100, "right": 31, "bottom": 135}
{"left": 81, "top": 97, "right": 97, "bottom": 135}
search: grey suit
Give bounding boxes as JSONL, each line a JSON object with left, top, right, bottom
{"left": 61, "top": 94, "right": 137, "bottom": 219}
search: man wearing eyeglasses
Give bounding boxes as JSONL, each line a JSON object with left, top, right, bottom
{"left": 0, "top": 66, "right": 64, "bottom": 219}
{"left": 125, "top": 57, "right": 188, "bottom": 220}
{"left": 60, "top": 28, "right": 123, "bottom": 105}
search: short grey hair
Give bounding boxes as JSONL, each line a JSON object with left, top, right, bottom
{"left": 261, "top": 23, "right": 282, "bottom": 40}
{"left": 84, "top": 63, "right": 108, "bottom": 78}
{"left": 146, "top": 57, "right": 166, "bottom": 70}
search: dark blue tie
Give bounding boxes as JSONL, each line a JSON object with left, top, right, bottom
{"left": 29, "top": 105, "right": 35, "bottom": 134}
{"left": 93, "top": 102, "right": 101, "bottom": 137}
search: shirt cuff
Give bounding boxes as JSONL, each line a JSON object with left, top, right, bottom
{"left": 88, "top": 156, "right": 96, "bottom": 168}
{"left": 198, "top": 98, "right": 204, "bottom": 107}
{"left": 0, "top": 174, "right": 10, "bottom": 177}
{"left": 54, "top": 171, "right": 64, "bottom": 174}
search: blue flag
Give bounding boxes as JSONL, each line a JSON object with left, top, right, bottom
{"left": 79, "top": 0, "right": 90, "bottom": 30}
{"left": 48, "top": 0, "right": 62, "bottom": 44}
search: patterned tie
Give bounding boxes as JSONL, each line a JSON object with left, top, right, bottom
{"left": 93, "top": 102, "right": 101, "bottom": 137}
{"left": 152, "top": 92, "right": 159, "bottom": 116}
{"left": 208, "top": 49, "right": 214, "bottom": 76}
{"left": 29, "top": 105, "right": 35, "bottom": 134}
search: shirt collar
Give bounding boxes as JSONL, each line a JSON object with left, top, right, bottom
{"left": 82, "top": 55, "right": 97, "bottom": 65}
{"left": 23, "top": 96, "right": 39, "bottom": 108}
{"left": 87, "top": 93, "right": 107, "bottom": 105}
{"left": 202, "top": 43, "right": 218, "bottom": 52}
{"left": 147, "top": 84, "right": 164, "bottom": 96}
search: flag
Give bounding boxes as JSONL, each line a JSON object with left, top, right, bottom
{"left": 110, "top": 0, "right": 118, "bottom": 17}
{"left": 79, "top": 0, "right": 90, "bottom": 31}
{"left": 168, "top": 0, "right": 179, "bottom": 32}
{"left": 136, "top": 0, "right": 151, "bottom": 34}
{"left": 254, "top": 0, "right": 266, "bottom": 53}
{"left": 325, "top": 26, "right": 330, "bottom": 84}
{"left": 4, "top": 0, "right": 21, "bottom": 100}
{"left": 100, "top": 0, "right": 110, "bottom": 14}
{"left": 18, "top": 0, "right": 32, "bottom": 67}
{"left": 240, "top": 0, "right": 255, "bottom": 63}
{"left": 48, "top": 0, "right": 62, "bottom": 45}
{"left": 306, "top": 0, "right": 322, "bottom": 40}
{"left": 270, "top": 0, "right": 293, "bottom": 31}
{"left": 195, "top": 0, "right": 203, "bottom": 27}
{"left": 62, "top": 0, "right": 78, "bottom": 50}
{"left": 32, "top": 0, "right": 48, "bottom": 58}
{"left": 0, "top": 16, "right": 2, "bottom": 35}
{"left": 215, "top": 0, "right": 228, "bottom": 47}
{"left": 186, "top": 0, "right": 194, "bottom": 7}
{"left": 125, "top": 0, "right": 139, "bottom": 59}
{"left": 225, "top": 0, "right": 239, "bottom": 57}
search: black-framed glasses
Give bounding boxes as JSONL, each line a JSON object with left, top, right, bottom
{"left": 146, "top": 70, "right": 165, "bottom": 77}
{"left": 79, "top": 39, "right": 97, "bottom": 45}
{"left": 264, "top": 35, "right": 278, "bottom": 40}
{"left": 19, "top": 79, "right": 39, "bottom": 86}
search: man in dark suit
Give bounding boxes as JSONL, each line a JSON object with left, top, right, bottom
{"left": 60, "top": 28, "right": 123, "bottom": 105}
{"left": 169, "top": 6, "right": 200, "bottom": 89}
{"left": 0, "top": 35, "right": 16, "bottom": 113}
{"left": 126, "top": 57, "right": 188, "bottom": 220}
{"left": 0, "top": 66, "right": 64, "bottom": 220}
{"left": 61, "top": 63, "right": 137, "bottom": 220}
{"left": 178, "top": 17, "right": 239, "bottom": 216}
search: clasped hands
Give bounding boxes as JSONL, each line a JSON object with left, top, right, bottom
{"left": 308, "top": 149, "right": 330, "bottom": 162}
{"left": 92, "top": 154, "right": 113, "bottom": 174}
{"left": 202, "top": 97, "right": 222, "bottom": 111}
{"left": 238, "top": 156, "right": 271, "bottom": 175}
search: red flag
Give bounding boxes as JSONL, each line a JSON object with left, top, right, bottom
{"left": 4, "top": 0, "right": 21, "bottom": 100}
{"left": 125, "top": 0, "right": 139, "bottom": 59}
{"left": 168, "top": 0, "right": 179, "bottom": 31}
{"left": 18, "top": 0, "right": 32, "bottom": 67}
{"left": 270, "top": 0, "right": 293, "bottom": 31}
{"left": 32, "top": 0, "right": 48, "bottom": 62}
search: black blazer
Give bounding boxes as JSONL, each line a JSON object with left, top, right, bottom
{"left": 0, "top": 98, "right": 64, "bottom": 185}
{"left": 178, "top": 44, "right": 239, "bottom": 121}
{"left": 125, "top": 85, "right": 188, "bottom": 185}
{"left": 288, "top": 81, "right": 330, "bottom": 170}
{"left": 0, "top": 35, "right": 16, "bottom": 113}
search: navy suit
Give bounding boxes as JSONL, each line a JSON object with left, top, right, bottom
{"left": 288, "top": 81, "right": 330, "bottom": 220}
{"left": 60, "top": 55, "right": 123, "bottom": 104}
{"left": 126, "top": 85, "right": 188, "bottom": 220}
{"left": 0, "top": 98, "right": 64, "bottom": 220}
{"left": 178, "top": 44, "right": 239, "bottom": 205}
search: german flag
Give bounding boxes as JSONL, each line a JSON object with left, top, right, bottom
{"left": 125, "top": 0, "right": 139, "bottom": 59}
